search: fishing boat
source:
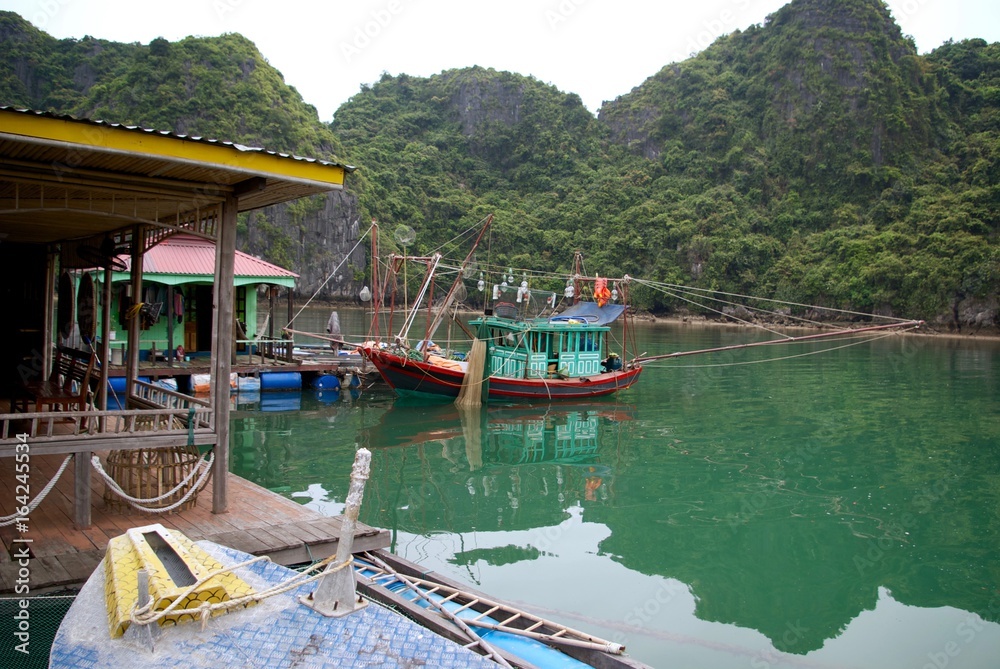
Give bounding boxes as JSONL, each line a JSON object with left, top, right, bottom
{"left": 361, "top": 302, "right": 642, "bottom": 401}
{"left": 356, "top": 215, "right": 926, "bottom": 404}
{"left": 359, "top": 217, "right": 642, "bottom": 403}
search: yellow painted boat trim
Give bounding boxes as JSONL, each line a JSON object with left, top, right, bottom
{"left": 103, "top": 523, "right": 257, "bottom": 638}
{"left": 0, "top": 110, "right": 348, "bottom": 187}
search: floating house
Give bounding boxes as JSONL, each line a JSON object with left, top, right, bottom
{"left": 0, "top": 105, "right": 352, "bottom": 523}
{"left": 84, "top": 233, "right": 297, "bottom": 361}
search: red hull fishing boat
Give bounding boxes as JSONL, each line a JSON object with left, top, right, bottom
{"left": 351, "top": 215, "right": 923, "bottom": 405}
{"left": 358, "top": 216, "right": 642, "bottom": 403}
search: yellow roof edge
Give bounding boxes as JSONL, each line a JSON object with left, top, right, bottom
{"left": 0, "top": 107, "right": 354, "bottom": 187}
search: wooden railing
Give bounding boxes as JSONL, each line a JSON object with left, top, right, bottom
{"left": 131, "top": 379, "right": 213, "bottom": 429}
{"left": 0, "top": 407, "right": 215, "bottom": 454}
{"left": 0, "top": 380, "right": 216, "bottom": 458}
{"left": 0, "top": 382, "right": 219, "bottom": 528}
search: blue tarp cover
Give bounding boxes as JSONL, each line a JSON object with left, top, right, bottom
{"left": 549, "top": 301, "right": 625, "bottom": 325}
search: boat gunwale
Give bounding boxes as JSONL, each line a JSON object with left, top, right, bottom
{"left": 362, "top": 345, "right": 642, "bottom": 400}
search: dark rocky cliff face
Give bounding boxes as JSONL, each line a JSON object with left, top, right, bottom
{"left": 239, "top": 190, "right": 366, "bottom": 301}
{"left": 446, "top": 70, "right": 525, "bottom": 137}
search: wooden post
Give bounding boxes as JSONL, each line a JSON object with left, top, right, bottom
{"left": 98, "top": 266, "right": 113, "bottom": 414}
{"left": 74, "top": 450, "right": 91, "bottom": 528}
{"left": 166, "top": 285, "right": 174, "bottom": 366}
{"left": 285, "top": 288, "right": 294, "bottom": 362}
{"left": 268, "top": 285, "right": 276, "bottom": 361}
{"left": 126, "top": 226, "right": 144, "bottom": 402}
{"left": 43, "top": 249, "right": 56, "bottom": 379}
{"left": 211, "top": 198, "right": 237, "bottom": 514}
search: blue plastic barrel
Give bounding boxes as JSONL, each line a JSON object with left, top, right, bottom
{"left": 314, "top": 389, "right": 341, "bottom": 404}
{"left": 106, "top": 376, "right": 149, "bottom": 410}
{"left": 311, "top": 374, "right": 341, "bottom": 390}
{"left": 259, "top": 371, "right": 302, "bottom": 391}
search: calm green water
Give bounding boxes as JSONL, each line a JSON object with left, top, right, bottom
{"left": 231, "top": 311, "right": 1000, "bottom": 668}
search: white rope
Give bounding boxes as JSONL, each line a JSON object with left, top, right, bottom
{"left": 641, "top": 330, "right": 905, "bottom": 368}
{"left": 286, "top": 221, "right": 375, "bottom": 328}
{"left": 0, "top": 455, "right": 74, "bottom": 526}
{"left": 129, "top": 552, "right": 353, "bottom": 628}
{"left": 92, "top": 452, "right": 215, "bottom": 513}
{"left": 631, "top": 276, "right": 916, "bottom": 325}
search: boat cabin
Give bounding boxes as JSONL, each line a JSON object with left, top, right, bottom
{"left": 474, "top": 316, "right": 609, "bottom": 380}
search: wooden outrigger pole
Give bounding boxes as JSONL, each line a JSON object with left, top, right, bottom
{"left": 634, "top": 320, "right": 925, "bottom": 364}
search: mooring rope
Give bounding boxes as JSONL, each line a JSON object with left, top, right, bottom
{"left": 640, "top": 330, "right": 905, "bottom": 368}
{"left": 129, "top": 550, "right": 353, "bottom": 629}
{"left": 630, "top": 276, "right": 917, "bottom": 328}
{"left": 0, "top": 455, "right": 74, "bottom": 526}
{"left": 91, "top": 452, "right": 214, "bottom": 513}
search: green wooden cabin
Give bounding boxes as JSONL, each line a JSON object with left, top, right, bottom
{"left": 78, "top": 234, "right": 296, "bottom": 361}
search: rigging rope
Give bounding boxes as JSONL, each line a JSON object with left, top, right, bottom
{"left": 0, "top": 455, "right": 74, "bottom": 526}
{"left": 630, "top": 277, "right": 917, "bottom": 325}
{"left": 285, "top": 220, "right": 375, "bottom": 329}
{"left": 427, "top": 216, "right": 492, "bottom": 260}
{"left": 640, "top": 330, "right": 911, "bottom": 368}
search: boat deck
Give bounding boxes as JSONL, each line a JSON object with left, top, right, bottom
{"left": 0, "top": 451, "right": 389, "bottom": 594}
{"left": 51, "top": 540, "right": 498, "bottom": 669}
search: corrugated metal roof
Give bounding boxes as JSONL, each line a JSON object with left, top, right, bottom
{"left": 120, "top": 234, "right": 298, "bottom": 279}
{"left": 0, "top": 106, "right": 355, "bottom": 245}
{"left": 0, "top": 106, "right": 355, "bottom": 172}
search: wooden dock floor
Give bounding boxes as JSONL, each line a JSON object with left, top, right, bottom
{"left": 108, "top": 352, "right": 373, "bottom": 379}
{"left": 0, "top": 452, "right": 389, "bottom": 594}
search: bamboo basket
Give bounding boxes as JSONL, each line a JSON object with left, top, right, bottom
{"left": 102, "top": 442, "right": 210, "bottom": 514}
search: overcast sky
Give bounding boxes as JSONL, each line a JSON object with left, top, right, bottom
{"left": 6, "top": 0, "right": 1000, "bottom": 121}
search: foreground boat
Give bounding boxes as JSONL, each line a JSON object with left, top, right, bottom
{"left": 51, "top": 448, "right": 650, "bottom": 669}
{"left": 51, "top": 526, "right": 500, "bottom": 668}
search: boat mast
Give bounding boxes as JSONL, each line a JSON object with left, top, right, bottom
{"left": 369, "top": 219, "right": 381, "bottom": 340}
{"left": 396, "top": 253, "right": 442, "bottom": 345}
{"left": 573, "top": 251, "right": 583, "bottom": 305}
{"left": 423, "top": 215, "right": 493, "bottom": 351}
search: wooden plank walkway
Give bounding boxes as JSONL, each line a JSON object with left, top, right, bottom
{"left": 0, "top": 451, "right": 389, "bottom": 594}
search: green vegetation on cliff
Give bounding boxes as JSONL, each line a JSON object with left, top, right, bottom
{"left": 0, "top": 11, "right": 343, "bottom": 158}
{"left": 334, "top": 0, "right": 998, "bottom": 326}
{"left": 1, "top": 0, "right": 997, "bottom": 325}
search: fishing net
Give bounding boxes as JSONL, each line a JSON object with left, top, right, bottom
{"left": 455, "top": 338, "right": 486, "bottom": 407}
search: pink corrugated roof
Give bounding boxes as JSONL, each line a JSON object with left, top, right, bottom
{"left": 120, "top": 234, "right": 298, "bottom": 278}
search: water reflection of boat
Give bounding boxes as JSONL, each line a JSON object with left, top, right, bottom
{"left": 361, "top": 401, "right": 635, "bottom": 471}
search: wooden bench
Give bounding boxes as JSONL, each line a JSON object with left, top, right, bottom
{"left": 15, "top": 346, "right": 96, "bottom": 413}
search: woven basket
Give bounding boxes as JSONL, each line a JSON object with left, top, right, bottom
{"left": 102, "top": 444, "right": 209, "bottom": 514}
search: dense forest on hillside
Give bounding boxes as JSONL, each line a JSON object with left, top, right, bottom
{"left": 1, "top": 0, "right": 997, "bottom": 327}
{"left": 332, "top": 0, "right": 999, "bottom": 327}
